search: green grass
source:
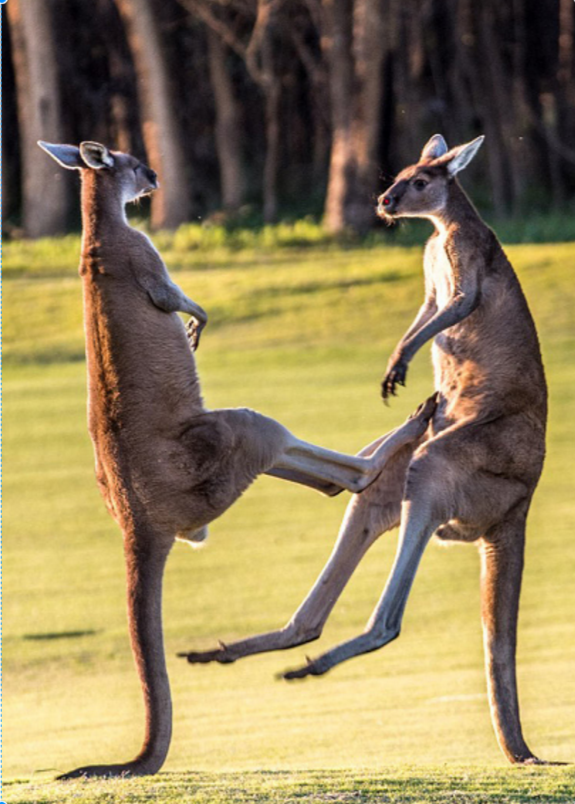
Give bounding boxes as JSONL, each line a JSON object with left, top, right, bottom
{"left": 3, "top": 232, "right": 575, "bottom": 802}
{"left": 5, "top": 767, "right": 575, "bottom": 803}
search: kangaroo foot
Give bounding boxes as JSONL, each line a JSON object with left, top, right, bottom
{"left": 178, "top": 641, "right": 236, "bottom": 665}
{"left": 281, "top": 655, "right": 329, "bottom": 680}
{"left": 517, "top": 757, "right": 569, "bottom": 766}
{"left": 57, "top": 761, "right": 154, "bottom": 780}
{"left": 405, "top": 392, "right": 437, "bottom": 436}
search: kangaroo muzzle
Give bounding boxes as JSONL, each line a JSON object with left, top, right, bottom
{"left": 378, "top": 194, "right": 397, "bottom": 216}
{"left": 377, "top": 180, "right": 407, "bottom": 218}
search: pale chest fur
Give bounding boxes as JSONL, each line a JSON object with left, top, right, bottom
{"left": 423, "top": 232, "right": 453, "bottom": 309}
{"left": 423, "top": 232, "right": 478, "bottom": 420}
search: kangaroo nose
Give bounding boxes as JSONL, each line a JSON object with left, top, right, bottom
{"left": 378, "top": 193, "right": 396, "bottom": 215}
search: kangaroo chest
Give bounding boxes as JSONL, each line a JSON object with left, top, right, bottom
{"left": 423, "top": 234, "right": 480, "bottom": 424}
{"left": 424, "top": 233, "right": 454, "bottom": 310}
{"left": 82, "top": 274, "right": 203, "bottom": 449}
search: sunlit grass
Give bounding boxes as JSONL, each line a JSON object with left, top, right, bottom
{"left": 3, "top": 234, "right": 575, "bottom": 802}
{"left": 5, "top": 767, "right": 575, "bottom": 803}
{"left": 4, "top": 212, "right": 575, "bottom": 281}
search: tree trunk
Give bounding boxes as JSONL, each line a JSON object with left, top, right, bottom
{"left": 7, "top": 0, "right": 69, "bottom": 237}
{"left": 311, "top": 101, "right": 331, "bottom": 184}
{"left": 2, "top": 16, "right": 20, "bottom": 227}
{"left": 115, "top": 0, "right": 191, "bottom": 229}
{"left": 206, "top": 30, "right": 246, "bottom": 212}
{"left": 289, "top": 18, "right": 331, "bottom": 183}
{"left": 352, "top": 0, "right": 386, "bottom": 206}
{"left": 555, "top": 0, "right": 575, "bottom": 201}
{"left": 184, "top": 0, "right": 283, "bottom": 223}
{"left": 323, "top": 0, "right": 385, "bottom": 234}
{"left": 480, "top": 1, "right": 524, "bottom": 214}
{"left": 243, "top": 0, "right": 283, "bottom": 223}
{"left": 454, "top": 0, "right": 509, "bottom": 217}
{"left": 108, "top": 47, "right": 134, "bottom": 155}
{"left": 261, "top": 36, "right": 280, "bottom": 223}
{"left": 323, "top": 0, "right": 354, "bottom": 233}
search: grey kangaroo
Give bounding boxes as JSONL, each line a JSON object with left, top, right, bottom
{"left": 38, "top": 140, "right": 436, "bottom": 778}
{"left": 184, "top": 135, "right": 553, "bottom": 765}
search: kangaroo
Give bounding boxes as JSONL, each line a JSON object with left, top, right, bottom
{"left": 38, "top": 140, "right": 437, "bottom": 778}
{"left": 183, "top": 135, "right": 553, "bottom": 765}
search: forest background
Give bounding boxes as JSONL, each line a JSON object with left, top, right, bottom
{"left": 4, "top": 0, "right": 575, "bottom": 239}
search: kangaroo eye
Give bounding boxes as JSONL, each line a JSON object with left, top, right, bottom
{"left": 413, "top": 179, "right": 428, "bottom": 191}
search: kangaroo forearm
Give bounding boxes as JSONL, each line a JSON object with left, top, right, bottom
{"left": 400, "top": 298, "right": 438, "bottom": 346}
{"left": 386, "top": 298, "right": 436, "bottom": 370}
{"left": 178, "top": 293, "right": 208, "bottom": 324}
{"left": 148, "top": 280, "right": 208, "bottom": 324}
{"left": 400, "top": 292, "right": 478, "bottom": 361}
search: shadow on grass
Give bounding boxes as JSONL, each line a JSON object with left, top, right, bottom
{"left": 23, "top": 630, "right": 100, "bottom": 641}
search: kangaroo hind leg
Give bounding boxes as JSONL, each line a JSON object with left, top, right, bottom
{"left": 180, "top": 439, "right": 414, "bottom": 666}
{"left": 284, "top": 495, "right": 442, "bottom": 679}
{"left": 270, "top": 394, "right": 436, "bottom": 494}
{"left": 282, "top": 446, "right": 449, "bottom": 679}
{"left": 480, "top": 516, "right": 560, "bottom": 765}
{"left": 280, "top": 429, "right": 535, "bottom": 681}
{"left": 59, "top": 525, "right": 174, "bottom": 778}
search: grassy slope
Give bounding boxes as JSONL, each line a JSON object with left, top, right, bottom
{"left": 3, "top": 232, "right": 575, "bottom": 802}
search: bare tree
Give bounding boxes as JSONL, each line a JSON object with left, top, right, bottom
{"left": 6, "top": 0, "right": 575, "bottom": 232}
{"left": 555, "top": 0, "right": 575, "bottom": 199}
{"left": 206, "top": 30, "right": 246, "bottom": 211}
{"left": 322, "top": 0, "right": 386, "bottom": 233}
{"left": 287, "top": 3, "right": 330, "bottom": 182}
{"left": 115, "top": 0, "right": 191, "bottom": 229}
{"left": 178, "top": 0, "right": 283, "bottom": 222}
{"left": 7, "top": 0, "right": 69, "bottom": 237}
{"left": 2, "top": 17, "right": 20, "bottom": 227}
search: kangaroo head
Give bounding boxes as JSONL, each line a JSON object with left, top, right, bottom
{"left": 377, "top": 134, "right": 484, "bottom": 221}
{"left": 38, "top": 141, "right": 159, "bottom": 204}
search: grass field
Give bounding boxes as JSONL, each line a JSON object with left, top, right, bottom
{"left": 3, "top": 227, "right": 575, "bottom": 803}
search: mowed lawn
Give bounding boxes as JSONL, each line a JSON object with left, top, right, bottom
{"left": 3, "top": 231, "right": 575, "bottom": 803}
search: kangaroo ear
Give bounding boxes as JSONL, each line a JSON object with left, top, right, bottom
{"left": 420, "top": 134, "right": 448, "bottom": 161}
{"left": 37, "top": 141, "right": 84, "bottom": 169}
{"left": 444, "top": 136, "right": 485, "bottom": 176}
{"left": 79, "top": 141, "right": 115, "bottom": 170}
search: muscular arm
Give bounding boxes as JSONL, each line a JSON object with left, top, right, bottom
{"left": 147, "top": 279, "right": 208, "bottom": 320}
{"left": 396, "top": 295, "right": 438, "bottom": 350}
{"left": 147, "top": 280, "right": 208, "bottom": 350}
{"left": 403, "top": 287, "right": 478, "bottom": 358}
{"left": 382, "top": 252, "right": 481, "bottom": 399}
{"left": 132, "top": 238, "right": 209, "bottom": 349}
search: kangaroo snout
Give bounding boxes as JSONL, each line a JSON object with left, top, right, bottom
{"left": 377, "top": 192, "right": 399, "bottom": 218}
{"left": 378, "top": 194, "right": 395, "bottom": 215}
{"left": 377, "top": 180, "right": 408, "bottom": 217}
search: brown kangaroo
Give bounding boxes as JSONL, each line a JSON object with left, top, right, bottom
{"left": 38, "top": 140, "right": 437, "bottom": 778}
{"left": 183, "top": 135, "right": 553, "bottom": 765}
